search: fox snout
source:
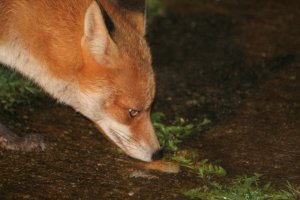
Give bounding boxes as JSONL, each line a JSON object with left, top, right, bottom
{"left": 96, "top": 112, "right": 162, "bottom": 162}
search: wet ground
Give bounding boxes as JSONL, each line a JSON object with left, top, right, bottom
{"left": 1, "top": 0, "right": 300, "bottom": 199}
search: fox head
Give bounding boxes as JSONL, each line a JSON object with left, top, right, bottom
{"left": 75, "top": 0, "right": 161, "bottom": 161}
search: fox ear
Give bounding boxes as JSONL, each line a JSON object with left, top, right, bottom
{"left": 117, "top": 0, "right": 147, "bottom": 36}
{"left": 82, "top": 1, "right": 110, "bottom": 63}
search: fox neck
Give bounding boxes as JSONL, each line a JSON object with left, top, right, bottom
{"left": 0, "top": 36, "right": 83, "bottom": 113}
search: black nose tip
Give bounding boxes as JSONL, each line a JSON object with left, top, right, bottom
{"left": 151, "top": 149, "right": 164, "bottom": 161}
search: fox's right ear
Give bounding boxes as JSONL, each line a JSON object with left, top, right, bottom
{"left": 82, "top": 1, "right": 113, "bottom": 64}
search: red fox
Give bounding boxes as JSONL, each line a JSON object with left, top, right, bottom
{"left": 0, "top": 0, "right": 163, "bottom": 162}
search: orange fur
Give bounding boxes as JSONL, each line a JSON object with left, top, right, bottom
{"left": 3, "top": 0, "right": 89, "bottom": 80}
{"left": 0, "top": 0, "right": 160, "bottom": 161}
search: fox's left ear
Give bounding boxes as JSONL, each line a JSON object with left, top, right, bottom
{"left": 117, "top": 0, "right": 147, "bottom": 36}
{"left": 82, "top": 1, "right": 115, "bottom": 64}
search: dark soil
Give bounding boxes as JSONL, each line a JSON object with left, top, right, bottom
{"left": 1, "top": 0, "right": 300, "bottom": 199}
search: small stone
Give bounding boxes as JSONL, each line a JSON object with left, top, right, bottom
{"left": 186, "top": 100, "right": 198, "bottom": 106}
{"left": 129, "top": 170, "right": 159, "bottom": 179}
{"left": 128, "top": 192, "right": 134, "bottom": 196}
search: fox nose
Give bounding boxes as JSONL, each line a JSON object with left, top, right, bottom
{"left": 151, "top": 149, "right": 164, "bottom": 161}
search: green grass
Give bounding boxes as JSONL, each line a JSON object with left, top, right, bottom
{"left": 0, "top": 67, "right": 41, "bottom": 109}
{"left": 152, "top": 112, "right": 193, "bottom": 151}
{"left": 171, "top": 152, "right": 299, "bottom": 200}
{"left": 172, "top": 155, "right": 226, "bottom": 178}
{"left": 183, "top": 174, "right": 300, "bottom": 200}
{"left": 152, "top": 112, "right": 211, "bottom": 151}
{"left": 147, "top": 0, "right": 166, "bottom": 25}
{"left": 151, "top": 115, "right": 299, "bottom": 200}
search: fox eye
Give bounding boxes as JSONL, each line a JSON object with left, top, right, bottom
{"left": 128, "top": 109, "right": 139, "bottom": 118}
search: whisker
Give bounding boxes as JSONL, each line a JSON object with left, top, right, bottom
{"left": 96, "top": 118, "right": 149, "bottom": 153}
{"left": 109, "top": 129, "right": 141, "bottom": 151}
{"left": 110, "top": 128, "right": 147, "bottom": 152}
{"left": 113, "top": 127, "right": 142, "bottom": 145}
